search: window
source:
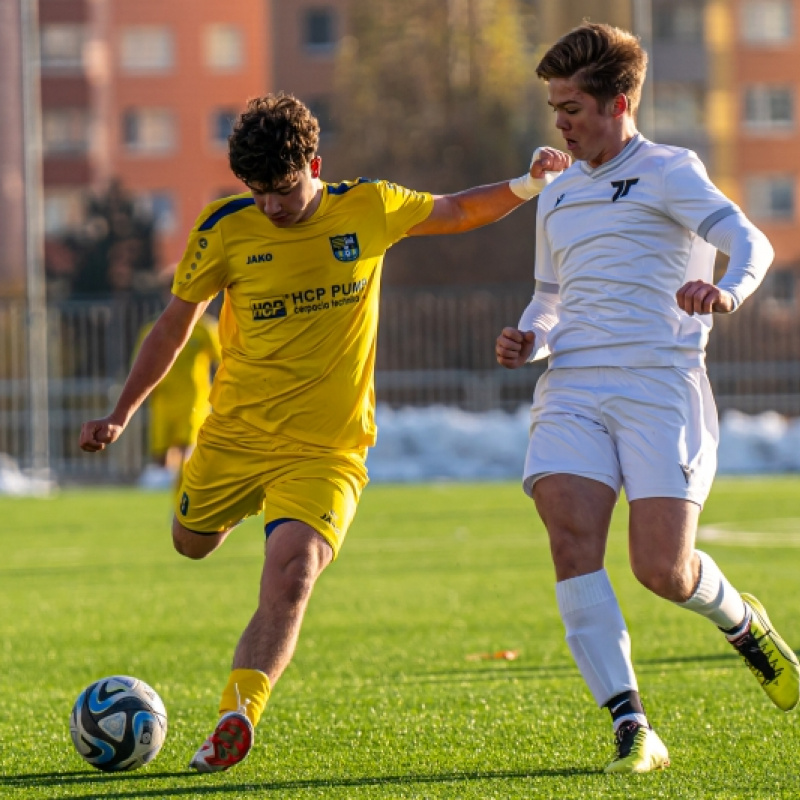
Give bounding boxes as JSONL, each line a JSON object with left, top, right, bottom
{"left": 744, "top": 85, "right": 794, "bottom": 130}
{"left": 120, "top": 26, "right": 174, "bottom": 73}
{"left": 40, "top": 24, "right": 87, "bottom": 71}
{"left": 204, "top": 25, "right": 244, "bottom": 71}
{"left": 653, "top": 2, "right": 704, "bottom": 43}
{"left": 745, "top": 176, "right": 795, "bottom": 221}
{"left": 654, "top": 83, "right": 705, "bottom": 133}
{"left": 304, "top": 8, "right": 338, "bottom": 52}
{"left": 210, "top": 108, "right": 238, "bottom": 147}
{"left": 741, "top": 1, "right": 793, "bottom": 44}
{"left": 42, "top": 108, "right": 91, "bottom": 155}
{"left": 135, "top": 191, "right": 177, "bottom": 233}
{"left": 123, "top": 109, "right": 176, "bottom": 154}
{"left": 44, "top": 188, "right": 85, "bottom": 235}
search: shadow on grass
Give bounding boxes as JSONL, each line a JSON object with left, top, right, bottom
{"left": 378, "top": 648, "right": 782, "bottom": 686}
{"left": 0, "top": 766, "right": 595, "bottom": 798}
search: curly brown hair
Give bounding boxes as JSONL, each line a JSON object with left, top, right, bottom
{"left": 536, "top": 23, "right": 648, "bottom": 115}
{"left": 228, "top": 94, "right": 320, "bottom": 190}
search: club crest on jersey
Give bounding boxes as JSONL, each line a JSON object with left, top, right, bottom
{"left": 330, "top": 233, "right": 360, "bottom": 262}
{"left": 251, "top": 296, "right": 288, "bottom": 320}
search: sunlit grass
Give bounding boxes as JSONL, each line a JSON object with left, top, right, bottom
{"left": 1, "top": 477, "right": 799, "bottom": 799}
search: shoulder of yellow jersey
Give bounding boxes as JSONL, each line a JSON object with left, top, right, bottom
{"left": 325, "top": 177, "right": 431, "bottom": 212}
{"left": 188, "top": 192, "right": 256, "bottom": 235}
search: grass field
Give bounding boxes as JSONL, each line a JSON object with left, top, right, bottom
{"left": 1, "top": 477, "right": 799, "bottom": 799}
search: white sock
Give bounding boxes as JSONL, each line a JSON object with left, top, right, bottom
{"left": 556, "top": 569, "right": 638, "bottom": 707}
{"left": 677, "top": 550, "right": 747, "bottom": 631}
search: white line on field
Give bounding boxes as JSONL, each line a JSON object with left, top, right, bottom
{"left": 698, "top": 519, "right": 800, "bottom": 547}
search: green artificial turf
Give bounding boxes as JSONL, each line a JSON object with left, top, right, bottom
{"left": 1, "top": 477, "right": 799, "bottom": 798}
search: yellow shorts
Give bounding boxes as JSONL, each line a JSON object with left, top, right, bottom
{"left": 174, "top": 415, "right": 369, "bottom": 558}
{"left": 149, "top": 395, "right": 208, "bottom": 456}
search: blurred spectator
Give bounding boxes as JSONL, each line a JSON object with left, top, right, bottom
{"left": 46, "top": 179, "right": 159, "bottom": 299}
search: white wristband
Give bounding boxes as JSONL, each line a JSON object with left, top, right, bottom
{"left": 508, "top": 147, "right": 560, "bottom": 200}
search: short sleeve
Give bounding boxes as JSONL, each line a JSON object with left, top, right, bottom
{"left": 663, "top": 151, "right": 740, "bottom": 236}
{"left": 172, "top": 223, "right": 229, "bottom": 303}
{"left": 376, "top": 181, "right": 434, "bottom": 244}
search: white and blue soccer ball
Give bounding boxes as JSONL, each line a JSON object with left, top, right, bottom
{"left": 69, "top": 675, "right": 168, "bottom": 771}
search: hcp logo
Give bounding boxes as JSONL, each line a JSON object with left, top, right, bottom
{"left": 251, "top": 296, "right": 287, "bottom": 320}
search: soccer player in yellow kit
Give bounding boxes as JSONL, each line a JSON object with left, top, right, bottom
{"left": 79, "top": 93, "right": 569, "bottom": 772}
{"left": 134, "top": 311, "right": 221, "bottom": 486}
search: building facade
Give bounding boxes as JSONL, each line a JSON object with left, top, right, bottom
{"left": 2, "top": 0, "right": 797, "bottom": 294}
{"left": 36, "top": 0, "right": 270, "bottom": 283}
{"left": 651, "top": 0, "right": 799, "bottom": 302}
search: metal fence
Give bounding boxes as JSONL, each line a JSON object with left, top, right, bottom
{"left": 1, "top": 286, "right": 799, "bottom": 483}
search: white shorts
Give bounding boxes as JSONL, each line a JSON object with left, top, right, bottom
{"left": 523, "top": 366, "right": 719, "bottom": 506}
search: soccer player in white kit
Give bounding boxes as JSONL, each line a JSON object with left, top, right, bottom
{"left": 496, "top": 22, "right": 800, "bottom": 774}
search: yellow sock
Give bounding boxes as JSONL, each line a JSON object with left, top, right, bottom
{"left": 219, "top": 668, "right": 271, "bottom": 728}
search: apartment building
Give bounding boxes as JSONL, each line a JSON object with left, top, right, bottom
{"left": 4, "top": 0, "right": 796, "bottom": 293}
{"left": 38, "top": 0, "right": 270, "bottom": 273}
{"left": 650, "top": 0, "right": 799, "bottom": 304}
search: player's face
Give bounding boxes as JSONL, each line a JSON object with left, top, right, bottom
{"left": 547, "top": 77, "right": 626, "bottom": 168}
{"left": 249, "top": 157, "right": 322, "bottom": 227}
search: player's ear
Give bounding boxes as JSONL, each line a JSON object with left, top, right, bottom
{"left": 310, "top": 156, "right": 321, "bottom": 179}
{"left": 611, "top": 94, "right": 629, "bottom": 118}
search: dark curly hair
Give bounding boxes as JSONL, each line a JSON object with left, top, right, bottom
{"left": 228, "top": 94, "right": 320, "bottom": 191}
{"left": 536, "top": 23, "right": 648, "bottom": 115}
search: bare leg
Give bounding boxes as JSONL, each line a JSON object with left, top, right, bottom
{"left": 172, "top": 516, "right": 234, "bottom": 559}
{"left": 232, "top": 521, "right": 332, "bottom": 686}
{"left": 533, "top": 473, "right": 616, "bottom": 579}
{"left": 628, "top": 497, "right": 700, "bottom": 602}
{"left": 534, "top": 474, "right": 646, "bottom": 720}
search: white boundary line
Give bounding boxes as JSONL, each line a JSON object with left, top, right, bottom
{"left": 698, "top": 519, "right": 800, "bottom": 547}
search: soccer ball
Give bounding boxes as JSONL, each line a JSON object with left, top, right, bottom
{"left": 69, "top": 675, "right": 168, "bottom": 771}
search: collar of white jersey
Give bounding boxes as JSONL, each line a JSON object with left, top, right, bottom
{"left": 579, "top": 133, "right": 648, "bottom": 179}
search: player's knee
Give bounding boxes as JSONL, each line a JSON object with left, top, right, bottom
{"left": 172, "top": 535, "right": 209, "bottom": 560}
{"left": 274, "top": 553, "right": 320, "bottom": 603}
{"left": 631, "top": 558, "right": 691, "bottom": 602}
{"left": 171, "top": 518, "right": 220, "bottom": 560}
{"left": 264, "top": 541, "right": 330, "bottom": 605}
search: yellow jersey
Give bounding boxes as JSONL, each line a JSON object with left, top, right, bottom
{"left": 172, "top": 179, "right": 433, "bottom": 449}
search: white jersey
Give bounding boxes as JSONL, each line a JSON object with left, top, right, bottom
{"left": 535, "top": 134, "right": 739, "bottom": 368}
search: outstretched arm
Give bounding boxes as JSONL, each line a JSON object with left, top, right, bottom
{"left": 79, "top": 296, "right": 210, "bottom": 452}
{"left": 406, "top": 147, "right": 570, "bottom": 236}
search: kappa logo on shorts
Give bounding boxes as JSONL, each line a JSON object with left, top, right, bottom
{"left": 180, "top": 492, "right": 190, "bottom": 515}
{"left": 330, "top": 234, "right": 360, "bottom": 262}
